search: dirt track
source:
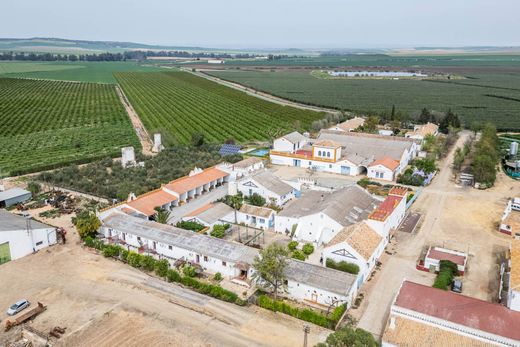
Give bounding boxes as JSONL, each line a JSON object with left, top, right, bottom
{"left": 0, "top": 228, "right": 329, "bottom": 346}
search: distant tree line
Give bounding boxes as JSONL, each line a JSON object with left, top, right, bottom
{"left": 0, "top": 51, "right": 125, "bottom": 62}
{"left": 122, "top": 50, "right": 264, "bottom": 60}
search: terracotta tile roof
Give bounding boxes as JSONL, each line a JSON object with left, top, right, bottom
{"left": 368, "top": 195, "right": 403, "bottom": 222}
{"left": 165, "top": 167, "right": 228, "bottom": 194}
{"left": 232, "top": 157, "right": 262, "bottom": 169}
{"left": 313, "top": 140, "right": 341, "bottom": 148}
{"left": 326, "top": 221, "right": 383, "bottom": 260}
{"left": 383, "top": 315, "right": 492, "bottom": 347}
{"left": 368, "top": 156, "right": 400, "bottom": 171}
{"left": 511, "top": 239, "right": 520, "bottom": 291}
{"left": 239, "top": 203, "right": 275, "bottom": 218}
{"left": 126, "top": 189, "right": 177, "bottom": 216}
{"left": 388, "top": 186, "right": 408, "bottom": 197}
{"left": 335, "top": 117, "right": 365, "bottom": 131}
{"left": 426, "top": 247, "right": 466, "bottom": 266}
{"left": 395, "top": 281, "right": 520, "bottom": 342}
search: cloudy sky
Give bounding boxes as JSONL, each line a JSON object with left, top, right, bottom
{"left": 2, "top": 0, "right": 519, "bottom": 48}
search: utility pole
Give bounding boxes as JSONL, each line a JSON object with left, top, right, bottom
{"left": 303, "top": 324, "right": 310, "bottom": 347}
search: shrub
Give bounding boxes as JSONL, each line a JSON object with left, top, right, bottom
{"left": 326, "top": 259, "right": 360, "bottom": 275}
{"left": 102, "top": 244, "right": 122, "bottom": 258}
{"left": 154, "top": 259, "right": 170, "bottom": 277}
{"left": 182, "top": 265, "right": 197, "bottom": 277}
{"left": 84, "top": 236, "right": 95, "bottom": 248}
{"left": 433, "top": 260, "right": 459, "bottom": 290}
{"left": 287, "top": 241, "right": 298, "bottom": 251}
{"left": 248, "top": 193, "right": 266, "bottom": 206}
{"left": 140, "top": 255, "right": 156, "bottom": 272}
{"left": 330, "top": 304, "right": 346, "bottom": 322}
{"left": 166, "top": 269, "right": 181, "bottom": 283}
{"left": 302, "top": 243, "right": 314, "bottom": 255}
{"left": 214, "top": 272, "right": 223, "bottom": 281}
{"left": 120, "top": 249, "right": 129, "bottom": 262}
{"left": 291, "top": 249, "right": 306, "bottom": 261}
{"left": 176, "top": 220, "right": 205, "bottom": 232}
{"left": 210, "top": 224, "right": 226, "bottom": 238}
{"left": 127, "top": 252, "right": 142, "bottom": 268}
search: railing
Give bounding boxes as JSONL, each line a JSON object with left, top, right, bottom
{"left": 269, "top": 150, "right": 337, "bottom": 163}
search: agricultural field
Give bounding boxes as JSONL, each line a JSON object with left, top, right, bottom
{"left": 0, "top": 61, "right": 162, "bottom": 83}
{"left": 0, "top": 78, "right": 139, "bottom": 176}
{"left": 115, "top": 71, "right": 323, "bottom": 145}
{"left": 208, "top": 68, "right": 520, "bottom": 130}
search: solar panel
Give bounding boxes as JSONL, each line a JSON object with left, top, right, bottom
{"left": 219, "top": 144, "right": 241, "bottom": 156}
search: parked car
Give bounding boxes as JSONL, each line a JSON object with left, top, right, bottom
{"left": 451, "top": 280, "right": 463, "bottom": 293}
{"left": 7, "top": 299, "right": 30, "bottom": 316}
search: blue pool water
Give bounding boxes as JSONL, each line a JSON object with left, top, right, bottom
{"left": 248, "top": 148, "right": 269, "bottom": 157}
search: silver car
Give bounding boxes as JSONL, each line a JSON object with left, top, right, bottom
{"left": 7, "top": 299, "right": 30, "bottom": 316}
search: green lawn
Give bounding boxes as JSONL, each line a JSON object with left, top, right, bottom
{"left": 208, "top": 69, "right": 520, "bottom": 131}
{"left": 0, "top": 77, "right": 139, "bottom": 176}
{"left": 115, "top": 71, "right": 323, "bottom": 145}
{"left": 0, "top": 61, "right": 163, "bottom": 83}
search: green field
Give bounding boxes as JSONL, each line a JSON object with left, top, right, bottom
{"left": 208, "top": 69, "right": 520, "bottom": 130}
{"left": 0, "top": 78, "right": 139, "bottom": 176}
{"left": 115, "top": 71, "right": 323, "bottom": 145}
{"left": 0, "top": 61, "right": 162, "bottom": 83}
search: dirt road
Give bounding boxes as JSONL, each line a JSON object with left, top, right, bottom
{"left": 0, "top": 232, "right": 329, "bottom": 346}
{"left": 184, "top": 68, "right": 342, "bottom": 116}
{"left": 115, "top": 85, "right": 154, "bottom": 155}
{"left": 357, "top": 130, "right": 520, "bottom": 338}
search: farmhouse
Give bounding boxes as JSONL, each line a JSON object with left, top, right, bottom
{"left": 365, "top": 186, "right": 408, "bottom": 240}
{"left": 235, "top": 170, "right": 297, "bottom": 207}
{"left": 329, "top": 117, "right": 365, "bottom": 132}
{"left": 275, "top": 185, "right": 380, "bottom": 245}
{"left": 323, "top": 221, "right": 385, "bottom": 287}
{"left": 237, "top": 204, "right": 276, "bottom": 230}
{"left": 100, "top": 166, "right": 230, "bottom": 220}
{"left": 507, "top": 239, "right": 520, "bottom": 312}
{"left": 270, "top": 130, "right": 418, "bottom": 181}
{"left": 417, "top": 246, "right": 468, "bottom": 275}
{"left": 102, "top": 212, "right": 257, "bottom": 280}
{"left": 405, "top": 122, "right": 439, "bottom": 141}
{"left": 500, "top": 197, "right": 520, "bottom": 236}
{"left": 0, "top": 210, "right": 57, "bottom": 264}
{"left": 285, "top": 259, "right": 357, "bottom": 308}
{"left": 181, "top": 202, "right": 234, "bottom": 228}
{"left": 382, "top": 280, "right": 520, "bottom": 347}
{"left": 223, "top": 157, "right": 264, "bottom": 179}
{"left": 0, "top": 187, "right": 32, "bottom": 208}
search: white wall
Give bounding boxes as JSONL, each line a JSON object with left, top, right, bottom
{"left": 293, "top": 213, "right": 343, "bottom": 245}
{"left": 366, "top": 196, "right": 406, "bottom": 239}
{"left": 286, "top": 279, "right": 351, "bottom": 308}
{"left": 367, "top": 165, "right": 395, "bottom": 181}
{"left": 237, "top": 211, "right": 275, "bottom": 230}
{"left": 0, "top": 227, "right": 57, "bottom": 260}
{"left": 275, "top": 215, "right": 299, "bottom": 235}
{"left": 237, "top": 178, "right": 295, "bottom": 207}
{"left": 273, "top": 137, "right": 304, "bottom": 152}
{"left": 509, "top": 289, "right": 520, "bottom": 312}
{"left": 270, "top": 154, "right": 360, "bottom": 177}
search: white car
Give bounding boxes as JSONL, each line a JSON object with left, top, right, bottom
{"left": 7, "top": 299, "right": 30, "bottom": 316}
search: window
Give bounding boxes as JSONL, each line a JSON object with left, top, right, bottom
{"left": 318, "top": 150, "right": 322, "bottom": 156}
{"left": 329, "top": 164, "right": 332, "bottom": 168}
{"left": 259, "top": 218, "right": 265, "bottom": 224}
{"left": 204, "top": 256, "right": 208, "bottom": 262}
{"left": 35, "top": 241, "right": 43, "bottom": 246}
{"left": 327, "top": 152, "right": 331, "bottom": 158}
{"left": 122, "top": 233, "right": 126, "bottom": 241}
{"left": 222, "top": 261, "right": 227, "bottom": 266}
{"left": 137, "top": 236, "right": 141, "bottom": 241}
{"left": 168, "top": 245, "right": 172, "bottom": 250}
{"left": 309, "top": 161, "right": 312, "bottom": 165}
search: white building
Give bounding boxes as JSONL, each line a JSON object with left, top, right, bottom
{"left": 220, "top": 157, "right": 264, "bottom": 180}
{"left": 237, "top": 204, "right": 276, "bottom": 230}
{"left": 507, "top": 239, "right": 520, "bottom": 312}
{"left": 275, "top": 185, "right": 381, "bottom": 245}
{"left": 181, "top": 202, "right": 234, "bottom": 228}
{"left": 365, "top": 186, "right": 408, "bottom": 240}
{"left": 235, "top": 170, "right": 297, "bottom": 207}
{"left": 500, "top": 197, "right": 520, "bottom": 236}
{"left": 285, "top": 259, "right": 357, "bottom": 308}
{"left": 383, "top": 280, "right": 520, "bottom": 347}
{"left": 270, "top": 130, "right": 418, "bottom": 181}
{"left": 405, "top": 122, "right": 439, "bottom": 141}
{"left": 0, "top": 210, "right": 57, "bottom": 263}
{"left": 329, "top": 117, "right": 365, "bottom": 132}
{"left": 419, "top": 246, "right": 468, "bottom": 275}
{"left": 322, "top": 221, "right": 385, "bottom": 289}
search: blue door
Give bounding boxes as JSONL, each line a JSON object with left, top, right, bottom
{"left": 341, "top": 166, "right": 351, "bottom": 175}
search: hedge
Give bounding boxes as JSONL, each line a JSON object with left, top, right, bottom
{"left": 326, "top": 258, "right": 360, "bottom": 275}
{"left": 433, "top": 260, "right": 459, "bottom": 290}
{"left": 257, "top": 295, "right": 341, "bottom": 329}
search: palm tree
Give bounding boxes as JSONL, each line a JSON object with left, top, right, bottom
{"left": 154, "top": 207, "right": 171, "bottom": 224}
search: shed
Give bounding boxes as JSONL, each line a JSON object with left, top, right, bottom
{"left": 0, "top": 188, "right": 32, "bottom": 208}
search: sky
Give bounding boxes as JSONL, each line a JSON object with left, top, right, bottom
{"left": 2, "top": 0, "right": 520, "bottom": 49}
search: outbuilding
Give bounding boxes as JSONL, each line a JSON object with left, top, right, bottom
{"left": 0, "top": 188, "right": 32, "bottom": 208}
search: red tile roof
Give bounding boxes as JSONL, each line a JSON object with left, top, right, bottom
{"left": 369, "top": 156, "right": 400, "bottom": 171}
{"left": 165, "top": 167, "right": 228, "bottom": 194}
{"left": 395, "top": 281, "right": 520, "bottom": 342}
{"left": 126, "top": 189, "right": 177, "bottom": 216}
{"left": 368, "top": 195, "right": 403, "bottom": 221}
{"left": 295, "top": 149, "right": 313, "bottom": 158}
{"left": 388, "top": 186, "right": 408, "bottom": 197}
{"left": 427, "top": 248, "right": 466, "bottom": 266}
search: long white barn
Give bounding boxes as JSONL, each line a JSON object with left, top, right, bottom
{"left": 270, "top": 130, "right": 419, "bottom": 181}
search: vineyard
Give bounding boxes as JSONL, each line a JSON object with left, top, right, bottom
{"left": 115, "top": 71, "right": 323, "bottom": 145}
{"left": 208, "top": 69, "right": 520, "bottom": 131}
{"left": 0, "top": 78, "right": 139, "bottom": 176}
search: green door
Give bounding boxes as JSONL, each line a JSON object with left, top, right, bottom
{"left": 0, "top": 242, "right": 11, "bottom": 265}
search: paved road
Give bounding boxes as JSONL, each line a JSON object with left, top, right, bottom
{"left": 167, "top": 184, "right": 229, "bottom": 224}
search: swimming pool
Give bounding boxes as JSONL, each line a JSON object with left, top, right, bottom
{"left": 248, "top": 148, "right": 269, "bottom": 157}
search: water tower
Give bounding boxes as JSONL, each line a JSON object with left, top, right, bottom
{"left": 152, "top": 133, "right": 165, "bottom": 153}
